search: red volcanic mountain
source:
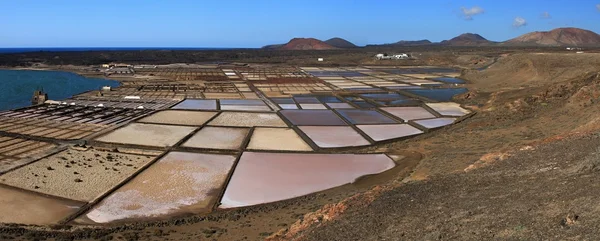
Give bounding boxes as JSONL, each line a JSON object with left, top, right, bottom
{"left": 505, "top": 27, "right": 600, "bottom": 46}
{"left": 440, "top": 33, "right": 493, "bottom": 46}
{"left": 279, "top": 38, "right": 338, "bottom": 50}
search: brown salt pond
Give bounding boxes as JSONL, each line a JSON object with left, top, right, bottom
{"left": 380, "top": 106, "right": 436, "bottom": 121}
{"left": 357, "top": 124, "right": 424, "bottom": 142}
{"left": 170, "top": 99, "right": 217, "bottom": 110}
{"left": 137, "top": 110, "right": 217, "bottom": 126}
{"left": 247, "top": 128, "right": 312, "bottom": 151}
{"left": 299, "top": 126, "right": 370, "bottom": 148}
{"left": 0, "top": 186, "right": 83, "bottom": 225}
{"left": 208, "top": 112, "right": 287, "bottom": 127}
{"left": 182, "top": 126, "right": 249, "bottom": 150}
{"left": 0, "top": 149, "right": 155, "bottom": 202}
{"left": 94, "top": 123, "right": 197, "bottom": 147}
{"left": 219, "top": 152, "right": 395, "bottom": 208}
{"left": 83, "top": 152, "right": 236, "bottom": 223}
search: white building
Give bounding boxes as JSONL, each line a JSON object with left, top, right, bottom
{"left": 376, "top": 53, "right": 409, "bottom": 60}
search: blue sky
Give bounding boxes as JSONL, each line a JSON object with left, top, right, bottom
{"left": 1, "top": 0, "right": 599, "bottom": 47}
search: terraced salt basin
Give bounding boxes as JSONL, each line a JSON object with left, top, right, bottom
{"left": 137, "top": 110, "right": 217, "bottom": 126}
{"left": 0, "top": 149, "right": 155, "bottom": 202}
{"left": 83, "top": 152, "right": 236, "bottom": 223}
{"left": 219, "top": 152, "right": 395, "bottom": 208}
{"left": 357, "top": 124, "right": 424, "bottom": 141}
{"left": 182, "top": 126, "right": 249, "bottom": 150}
{"left": 94, "top": 123, "right": 196, "bottom": 147}
{"left": 299, "top": 126, "right": 370, "bottom": 148}
{"left": 414, "top": 118, "right": 457, "bottom": 129}
{"left": 247, "top": 128, "right": 312, "bottom": 151}
{"left": 171, "top": 99, "right": 217, "bottom": 110}
{"left": 0, "top": 186, "right": 83, "bottom": 225}
{"left": 208, "top": 112, "right": 287, "bottom": 127}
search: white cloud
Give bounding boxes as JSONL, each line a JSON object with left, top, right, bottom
{"left": 460, "top": 6, "right": 484, "bottom": 20}
{"left": 542, "top": 12, "right": 551, "bottom": 19}
{"left": 597, "top": 4, "right": 600, "bottom": 11}
{"left": 513, "top": 17, "right": 527, "bottom": 28}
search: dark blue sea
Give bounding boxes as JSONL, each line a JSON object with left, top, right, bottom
{"left": 0, "top": 69, "right": 120, "bottom": 111}
{"left": 0, "top": 47, "right": 238, "bottom": 54}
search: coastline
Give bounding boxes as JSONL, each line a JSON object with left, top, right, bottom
{"left": 0, "top": 67, "right": 123, "bottom": 111}
{"left": 0, "top": 66, "right": 126, "bottom": 85}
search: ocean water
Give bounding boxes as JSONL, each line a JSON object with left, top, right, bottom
{"left": 0, "top": 69, "right": 120, "bottom": 111}
{"left": 0, "top": 47, "right": 237, "bottom": 54}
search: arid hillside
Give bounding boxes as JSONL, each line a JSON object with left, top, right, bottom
{"left": 463, "top": 53, "right": 600, "bottom": 91}
{"left": 267, "top": 52, "right": 600, "bottom": 241}
{"left": 506, "top": 27, "right": 600, "bottom": 46}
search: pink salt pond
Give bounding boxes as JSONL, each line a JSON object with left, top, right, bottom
{"left": 299, "top": 126, "right": 370, "bottom": 148}
{"left": 84, "top": 152, "right": 236, "bottom": 223}
{"left": 219, "top": 152, "right": 395, "bottom": 208}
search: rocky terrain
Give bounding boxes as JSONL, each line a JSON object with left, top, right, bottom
{"left": 506, "top": 27, "right": 600, "bottom": 46}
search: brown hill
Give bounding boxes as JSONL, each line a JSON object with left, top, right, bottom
{"left": 279, "top": 38, "right": 338, "bottom": 50}
{"left": 324, "top": 37, "right": 357, "bottom": 48}
{"left": 505, "top": 27, "right": 600, "bottom": 46}
{"left": 441, "top": 33, "right": 493, "bottom": 46}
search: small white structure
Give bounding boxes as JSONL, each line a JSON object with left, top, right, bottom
{"left": 124, "top": 96, "right": 141, "bottom": 100}
{"left": 376, "top": 53, "right": 410, "bottom": 60}
{"left": 101, "top": 86, "right": 112, "bottom": 91}
{"left": 317, "top": 58, "right": 324, "bottom": 62}
{"left": 44, "top": 100, "right": 61, "bottom": 105}
{"left": 393, "top": 53, "right": 409, "bottom": 59}
{"left": 97, "top": 104, "right": 104, "bottom": 107}
{"left": 136, "top": 106, "right": 144, "bottom": 109}
{"left": 101, "top": 64, "right": 110, "bottom": 68}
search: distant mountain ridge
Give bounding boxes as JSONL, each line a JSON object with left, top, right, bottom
{"left": 262, "top": 27, "right": 600, "bottom": 50}
{"left": 505, "top": 27, "right": 600, "bottom": 46}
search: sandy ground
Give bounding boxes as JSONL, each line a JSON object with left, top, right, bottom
{"left": 0, "top": 148, "right": 155, "bottom": 202}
